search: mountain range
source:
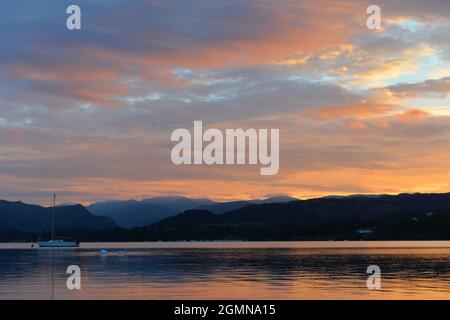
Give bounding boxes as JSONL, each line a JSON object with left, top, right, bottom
{"left": 0, "top": 200, "right": 116, "bottom": 236}
{"left": 87, "top": 196, "right": 298, "bottom": 228}
{"left": 2, "top": 193, "right": 450, "bottom": 241}
{"left": 143, "top": 193, "right": 450, "bottom": 241}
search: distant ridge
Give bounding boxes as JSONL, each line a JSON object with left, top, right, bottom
{"left": 87, "top": 196, "right": 215, "bottom": 228}
{"left": 146, "top": 192, "right": 450, "bottom": 241}
{"left": 322, "top": 194, "right": 387, "bottom": 199}
{"left": 4, "top": 192, "right": 450, "bottom": 242}
{"left": 0, "top": 200, "right": 117, "bottom": 234}
{"left": 198, "top": 196, "right": 299, "bottom": 213}
{"left": 87, "top": 195, "right": 298, "bottom": 227}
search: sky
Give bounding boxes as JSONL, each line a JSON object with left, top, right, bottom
{"left": 1, "top": 0, "right": 450, "bottom": 205}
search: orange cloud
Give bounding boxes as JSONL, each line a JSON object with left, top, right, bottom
{"left": 347, "top": 120, "right": 368, "bottom": 129}
{"left": 10, "top": 64, "right": 119, "bottom": 82}
{"left": 312, "top": 103, "right": 394, "bottom": 119}
{"left": 397, "top": 108, "right": 430, "bottom": 123}
{"left": 351, "top": 58, "right": 419, "bottom": 87}
{"left": 7, "top": 63, "right": 127, "bottom": 106}
{"left": 61, "top": 83, "right": 130, "bottom": 107}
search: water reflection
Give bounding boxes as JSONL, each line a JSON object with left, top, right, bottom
{"left": 0, "top": 242, "right": 449, "bottom": 299}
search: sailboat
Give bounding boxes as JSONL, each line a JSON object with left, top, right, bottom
{"left": 38, "top": 193, "right": 79, "bottom": 248}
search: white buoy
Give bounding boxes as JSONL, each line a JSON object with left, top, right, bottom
{"left": 100, "top": 249, "right": 108, "bottom": 256}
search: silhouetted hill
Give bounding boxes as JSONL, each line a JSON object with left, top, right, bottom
{"left": 4, "top": 193, "right": 450, "bottom": 242}
{"left": 87, "top": 197, "right": 215, "bottom": 228}
{"left": 87, "top": 196, "right": 297, "bottom": 227}
{"left": 252, "top": 196, "right": 299, "bottom": 204}
{"left": 89, "top": 200, "right": 176, "bottom": 228}
{"left": 197, "top": 201, "right": 250, "bottom": 214}
{"left": 148, "top": 193, "right": 450, "bottom": 240}
{"left": 155, "top": 209, "right": 221, "bottom": 227}
{"left": 198, "top": 196, "right": 298, "bottom": 213}
{"left": 0, "top": 200, "right": 117, "bottom": 234}
{"left": 86, "top": 200, "right": 125, "bottom": 215}
{"left": 142, "top": 196, "right": 215, "bottom": 212}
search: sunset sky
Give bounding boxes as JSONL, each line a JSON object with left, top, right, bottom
{"left": 1, "top": 0, "right": 450, "bottom": 205}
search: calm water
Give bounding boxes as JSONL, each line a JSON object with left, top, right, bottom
{"left": 0, "top": 241, "right": 449, "bottom": 300}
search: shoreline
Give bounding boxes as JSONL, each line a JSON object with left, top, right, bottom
{"left": 2, "top": 240, "right": 450, "bottom": 249}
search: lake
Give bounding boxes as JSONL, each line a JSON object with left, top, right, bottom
{"left": 0, "top": 241, "right": 449, "bottom": 299}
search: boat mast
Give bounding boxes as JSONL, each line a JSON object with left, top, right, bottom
{"left": 51, "top": 193, "right": 55, "bottom": 241}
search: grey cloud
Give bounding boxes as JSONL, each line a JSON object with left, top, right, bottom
{"left": 388, "top": 77, "right": 450, "bottom": 97}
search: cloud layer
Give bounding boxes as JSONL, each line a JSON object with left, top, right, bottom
{"left": 1, "top": 0, "right": 450, "bottom": 204}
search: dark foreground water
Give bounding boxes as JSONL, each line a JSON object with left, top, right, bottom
{"left": 0, "top": 241, "right": 449, "bottom": 299}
